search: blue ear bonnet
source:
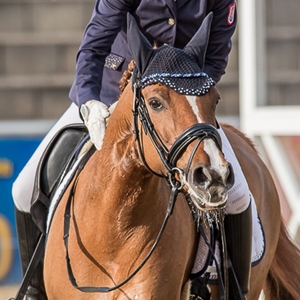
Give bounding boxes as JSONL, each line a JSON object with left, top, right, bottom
{"left": 139, "top": 46, "right": 215, "bottom": 95}
{"left": 127, "top": 12, "right": 215, "bottom": 96}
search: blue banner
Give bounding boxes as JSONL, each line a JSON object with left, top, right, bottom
{"left": 0, "top": 138, "right": 42, "bottom": 284}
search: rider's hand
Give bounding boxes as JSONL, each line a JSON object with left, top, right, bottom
{"left": 80, "top": 100, "right": 110, "bottom": 150}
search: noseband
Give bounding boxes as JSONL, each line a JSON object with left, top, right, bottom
{"left": 132, "top": 83, "right": 222, "bottom": 188}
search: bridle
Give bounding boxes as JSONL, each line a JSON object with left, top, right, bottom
{"left": 63, "top": 82, "right": 224, "bottom": 294}
{"left": 132, "top": 84, "right": 244, "bottom": 300}
{"left": 132, "top": 82, "right": 222, "bottom": 188}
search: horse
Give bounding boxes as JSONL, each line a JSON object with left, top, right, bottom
{"left": 44, "top": 14, "right": 300, "bottom": 299}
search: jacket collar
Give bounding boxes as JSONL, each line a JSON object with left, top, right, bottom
{"left": 166, "top": 0, "right": 191, "bottom": 10}
{"left": 165, "top": 0, "right": 176, "bottom": 14}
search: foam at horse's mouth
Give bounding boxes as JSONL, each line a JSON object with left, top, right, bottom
{"left": 188, "top": 187, "right": 228, "bottom": 211}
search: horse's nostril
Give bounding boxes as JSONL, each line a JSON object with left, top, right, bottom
{"left": 226, "top": 164, "right": 235, "bottom": 188}
{"left": 192, "top": 164, "right": 234, "bottom": 189}
{"left": 193, "top": 167, "right": 209, "bottom": 186}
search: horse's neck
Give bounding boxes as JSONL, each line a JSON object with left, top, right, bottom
{"left": 74, "top": 90, "right": 168, "bottom": 242}
{"left": 73, "top": 143, "right": 166, "bottom": 255}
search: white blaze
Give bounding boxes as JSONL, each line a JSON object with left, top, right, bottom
{"left": 186, "top": 95, "right": 227, "bottom": 179}
{"left": 185, "top": 95, "right": 202, "bottom": 123}
{"left": 203, "top": 139, "right": 227, "bottom": 178}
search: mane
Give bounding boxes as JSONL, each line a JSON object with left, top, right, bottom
{"left": 119, "top": 59, "right": 136, "bottom": 95}
{"left": 119, "top": 40, "right": 158, "bottom": 94}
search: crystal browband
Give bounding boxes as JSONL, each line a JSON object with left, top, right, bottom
{"left": 141, "top": 72, "right": 216, "bottom": 96}
{"left": 141, "top": 72, "right": 209, "bottom": 80}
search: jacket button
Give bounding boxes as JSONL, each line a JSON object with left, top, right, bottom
{"left": 168, "top": 18, "right": 175, "bottom": 26}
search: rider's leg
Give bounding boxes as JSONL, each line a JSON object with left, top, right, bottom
{"left": 12, "top": 103, "right": 82, "bottom": 299}
{"left": 12, "top": 103, "right": 81, "bottom": 212}
{"left": 224, "top": 201, "right": 252, "bottom": 297}
{"left": 15, "top": 208, "right": 47, "bottom": 300}
{"left": 218, "top": 126, "right": 252, "bottom": 296}
{"left": 190, "top": 126, "right": 253, "bottom": 300}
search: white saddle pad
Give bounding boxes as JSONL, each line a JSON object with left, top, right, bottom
{"left": 191, "top": 198, "right": 265, "bottom": 278}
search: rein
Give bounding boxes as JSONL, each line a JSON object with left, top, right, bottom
{"left": 62, "top": 83, "right": 224, "bottom": 294}
{"left": 63, "top": 168, "right": 179, "bottom": 293}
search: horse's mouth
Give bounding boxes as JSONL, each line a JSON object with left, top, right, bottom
{"left": 187, "top": 186, "right": 228, "bottom": 211}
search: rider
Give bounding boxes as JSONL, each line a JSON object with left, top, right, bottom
{"left": 12, "top": 0, "right": 252, "bottom": 299}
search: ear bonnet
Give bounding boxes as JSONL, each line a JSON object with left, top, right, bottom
{"left": 127, "top": 12, "right": 215, "bottom": 95}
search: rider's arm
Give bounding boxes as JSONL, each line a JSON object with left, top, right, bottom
{"left": 69, "top": 0, "right": 135, "bottom": 107}
{"left": 204, "top": 0, "right": 237, "bottom": 83}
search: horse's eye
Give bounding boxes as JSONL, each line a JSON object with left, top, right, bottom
{"left": 149, "top": 99, "right": 164, "bottom": 111}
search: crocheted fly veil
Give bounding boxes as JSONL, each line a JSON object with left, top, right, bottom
{"left": 127, "top": 12, "right": 215, "bottom": 95}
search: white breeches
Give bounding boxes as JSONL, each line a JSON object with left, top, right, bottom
{"left": 12, "top": 103, "right": 82, "bottom": 212}
{"left": 13, "top": 108, "right": 251, "bottom": 216}
{"left": 217, "top": 127, "right": 251, "bottom": 214}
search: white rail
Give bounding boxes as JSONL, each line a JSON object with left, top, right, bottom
{"left": 239, "top": 0, "right": 300, "bottom": 239}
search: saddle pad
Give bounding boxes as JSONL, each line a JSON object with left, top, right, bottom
{"left": 46, "top": 141, "right": 92, "bottom": 233}
{"left": 191, "top": 198, "right": 265, "bottom": 278}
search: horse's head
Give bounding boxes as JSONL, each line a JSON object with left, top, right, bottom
{"left": 126, "top": 13, "right": 234, "bottom": 214}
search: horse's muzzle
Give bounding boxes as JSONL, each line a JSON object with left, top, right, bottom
{"left": 187, "top": 162, "right": 234, "bottom": 210}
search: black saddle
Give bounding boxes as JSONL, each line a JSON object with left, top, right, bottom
{"left": 30, "top": 123, "right": 94, "bottom": 234}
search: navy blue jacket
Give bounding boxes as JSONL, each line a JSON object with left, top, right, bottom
{"left": 69, "top": 0, "right": 237, "bottom": 107}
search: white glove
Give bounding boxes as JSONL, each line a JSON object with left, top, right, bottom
{"left": 80, "top": 100, "right": 110, "bottom": 150}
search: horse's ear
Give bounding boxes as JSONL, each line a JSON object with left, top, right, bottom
{"left": 184, "top": 12, "right": 213, "bottom": 70}
{"left": 127, "top": 13, "right": 154, "bottom": 77}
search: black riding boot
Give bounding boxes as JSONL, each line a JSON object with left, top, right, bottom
{"left": 224, "top": 202, "right": 252, "bottom": 299}
{"left": 15, "top": 208, "right": 47, "bottom": 300}
{"left": 190, "top": 202, "right": 252, "bottom": 300}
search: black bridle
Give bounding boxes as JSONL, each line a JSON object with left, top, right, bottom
{"left": 63, "top": 83, "right": 224, "bottom": 294}
{"left": 132, "top": 83, "right": 222, "bottom": 186}
{"left": 131, "top": 84, "right": 245, "bottom": 300}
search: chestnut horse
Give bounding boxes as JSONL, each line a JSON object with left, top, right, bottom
{"left": 44, "top": 14, "right": 300, "bottom": 299}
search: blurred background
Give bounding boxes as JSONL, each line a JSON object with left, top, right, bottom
{"left": 0, "top": 0, "right": 300, "bottom": 297}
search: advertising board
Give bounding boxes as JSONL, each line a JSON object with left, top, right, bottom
{"left": 0, "top": 138, "right": 41, "bottom": 284}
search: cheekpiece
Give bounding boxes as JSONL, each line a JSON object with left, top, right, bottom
{"left": 139, "top": 46, "right": 215, "bottom": 96}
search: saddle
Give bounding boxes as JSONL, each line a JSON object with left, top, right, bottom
{"left": 12, "top": 124, "right": 95, "bottom": 300}
{"left": 30, "top": 123, "right": 95, "bottom": 234}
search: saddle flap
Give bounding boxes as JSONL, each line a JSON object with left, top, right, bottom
{"left": 30, "top": 123, "right": 89, "bottom": 233}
